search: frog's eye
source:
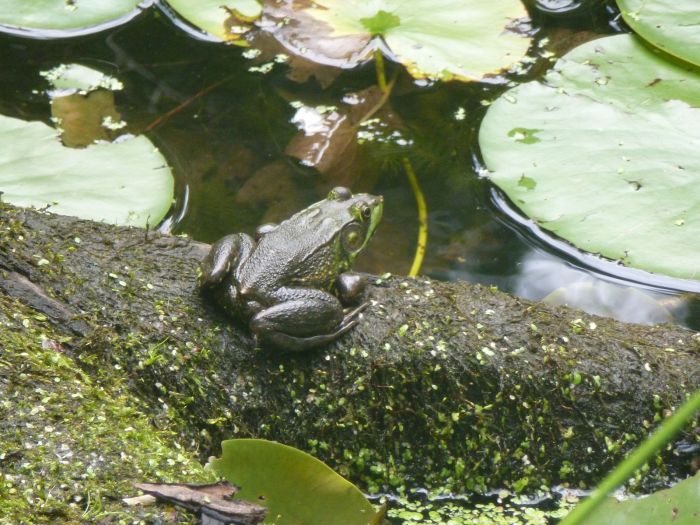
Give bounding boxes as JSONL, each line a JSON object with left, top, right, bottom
{"left": 341, "top": 223, "right": 365, "bottom": 252}
{"left": 328, "top": 186, "right": 352, "bottom": 201}
{"left": 360, "top": 204, "right": 372, "bottom": 220}
{"left": 351, "top": 203, "right": 372, "bottom": 221}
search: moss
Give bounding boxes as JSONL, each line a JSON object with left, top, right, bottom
{"left": 0, "top": 295, "right": 214, "bottom": 524}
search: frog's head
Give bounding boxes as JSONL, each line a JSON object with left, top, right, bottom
{"left": 325, "top": 186, "right": 383, "bottom": 266}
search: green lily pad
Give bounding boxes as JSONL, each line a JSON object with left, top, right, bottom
{"left": 0, "top": 0, "right": 144, "bottom": 37}
{"left": 582, "top": 473, "right": 700, "bottom": 525}
{"left": 262, "top": 0, "right": 532, "bottom": 82}
{"left": 479, "top": 34, "right": 700, "bottom": 281}
{"left": 208, "top": 439, "right": 383, "bottom": 525}
{"left": 42, "top": 63, "right": 124, "bottom": 93}
{"left": 0, "top": 114, "right": 173, "bottom": 227}
{"left": 162, "top": 0, "right": 261, "bottom": 42}
{"left": 617, "top": 0, "right": 700, "bottom": 67}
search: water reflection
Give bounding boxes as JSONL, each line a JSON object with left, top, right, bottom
{"left": 514, "top": 251, "right": 688, "bottom": 325}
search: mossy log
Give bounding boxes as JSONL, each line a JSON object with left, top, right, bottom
{"left": 1, "top": 203, "right": 698, "bottom": 515}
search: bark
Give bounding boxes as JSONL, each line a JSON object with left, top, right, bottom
{"left": 1, "top": 203, "right": 698, "bottom": 494}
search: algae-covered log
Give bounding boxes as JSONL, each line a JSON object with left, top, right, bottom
{"left": 1, "top": 203, "right": 698, "bottom": 512}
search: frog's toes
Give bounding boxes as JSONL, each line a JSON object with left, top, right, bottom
{"left": 340, "top": 301, "right": 369, "bottom": 328}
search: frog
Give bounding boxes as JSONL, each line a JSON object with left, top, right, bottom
{"left": 199, "top": 186, "right": 383, "bottom": 352}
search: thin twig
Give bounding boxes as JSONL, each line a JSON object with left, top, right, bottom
{"left": 144, "top": 76, "right": 230, "bottom": 133}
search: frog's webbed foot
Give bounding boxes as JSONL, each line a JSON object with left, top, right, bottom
{"left": 342, "top": 301, "right": 369, "bottom": 325}
{"left": 200, "top": 233, "right": 254, "bottom": 289}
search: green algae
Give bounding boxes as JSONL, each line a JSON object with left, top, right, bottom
{"left": 385, "top": 492, "right": 575, "bottom": 525}
{"left": 0, "top": 294, "right": 214, "bottom": 524}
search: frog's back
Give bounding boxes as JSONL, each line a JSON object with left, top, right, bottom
{"left": 237, "top": 216, "right": 345, "bottom": 295}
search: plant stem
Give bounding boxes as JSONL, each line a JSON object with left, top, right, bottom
{"left": 372, "top": 49, "right": 428, "bottom": 277}
{"left": 560, "top": 388, "right": 700, "bottom": 525}
{"left": 402, "top": 157, "right": 427, "bottom": 277}
{"left": 374, "top": 49, "right": 387, "bottom": 92}
{"left": 360, "top": 71, "right": 398, "bottom": 124}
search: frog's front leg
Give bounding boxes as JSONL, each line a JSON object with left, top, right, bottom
{"left": 334, "top": 272, "right": 367, "bottom": 305}
{"left": 200, "top": 233, "right": 255, "bottom": 288}
{"left": 250, "top": 287, "right": 367, "bottom": 352}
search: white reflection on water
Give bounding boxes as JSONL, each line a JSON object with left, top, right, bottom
{"left": 514, "top": 251, "right": 687, "bottom": 325}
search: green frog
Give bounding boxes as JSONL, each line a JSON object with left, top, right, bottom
{"left": 200, "top": 186, "right": 383, "bottom": 352}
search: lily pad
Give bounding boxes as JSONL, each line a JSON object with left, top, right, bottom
{"left": 0, "top": 0, "right": 145, "bottom": 37}
{"left": 42, "top": 63, "right": 124, "bottom": 94}
{"left": 261, "top": 0, "right": 532, "bottom": 81}
{"left": 582, "top": 473, "right": 700, "bottom": 525}
{"left": 162, "top": 0, "right": 261, "bottom": 42}
{"left": 208, "top": 439, "right": 383, "bottom": 525}
{"left": 0, "top": 114, "right": 173, "bottom": 227}
{"left": 617, "top": 0, "right": 700, "bottom": 67}
{"left": 479, "top": 34, "right": 700, "bottom": 281}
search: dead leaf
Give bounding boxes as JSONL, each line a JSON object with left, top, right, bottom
{"left": 133, "top": 481, "right": 266, "bottom": 525}
{"left": 260, "top": 0, "right": 374, "bottom": 69}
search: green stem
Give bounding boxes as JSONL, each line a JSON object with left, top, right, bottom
{"left": 560, "top": 388, "right": 700, "bottom": 525}
{"left": 402, "top": 157, "right": 428, "bottom": 277}
{"left": 374, "top": 49, "right": 387, "bottom": 92}
{"left": 372, "top": 49, "right": 426, "bottom": 276}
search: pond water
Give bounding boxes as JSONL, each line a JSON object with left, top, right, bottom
{"left": 1, "top": 0, "right": 698, "bottom": 330}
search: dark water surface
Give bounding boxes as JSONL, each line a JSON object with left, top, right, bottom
{"left": 1, "top": 0, "right": 697, "bottom": 329}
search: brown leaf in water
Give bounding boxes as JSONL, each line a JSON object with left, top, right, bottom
{"left": 133, "top": 480, "right": 267, "bottom": 525}
{"left": 284, "top": 86, "right": 388, "bottom": 180}
{"left": 260, "top": 0, "right": 374, "bottom": 70}
{"left": 246, "top": 31, "right": 342, "bottom": 88}
{"left": 51, "top": 90, "right": 121, "bottom": 148}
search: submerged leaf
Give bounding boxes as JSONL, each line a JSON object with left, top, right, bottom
{"left": 208, "top": 439, "right": 383, "bottom": 525}
{"left": 44, "top": 64, "right": 126, "bottom": 148}
{"left": 285, "top": 86, "right": 388, "bottom": 178}
{"left": 51, "top": 91, "right": 122, "bottom": 148}
{"left": 0, "top": 114, "right": 173, "bottom": 227}
{"left": 480, "top": 34, "right": 700, "bottom": 280}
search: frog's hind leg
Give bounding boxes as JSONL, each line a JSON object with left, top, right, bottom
{"left": 199, "top": 233, "right": 254, "bottom": 288}
{"left": 250, "top": 289, "right": 366, "bottom": 352}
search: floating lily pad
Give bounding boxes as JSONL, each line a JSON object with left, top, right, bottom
{"left": 261, "top": 0, "right": 532, "bottom": 81}
{"left": 617, "top": 0, "right": 700, "bottom": 67}
{"left": 162, "top": 0, "right": 261, "bottom": 42}
{"left": 0, "top": 114, "right": 173, "bottom": 227}
{"left": 583, "top": 473, "right": 700, "bottom": 525}
{"left": 42, "top": 63, "right": 124, "bottom": 94}
{"left": 0, "top": 0, "right": 145, "bottom": 37}
{"left": 479, "top": 34, "right": 700, "bottom": 281}
{"left": 208, "top": 439, "right": 383, "bottom": 525}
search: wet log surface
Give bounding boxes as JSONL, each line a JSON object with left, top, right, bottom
{"left": 1, "top": 203, "right": 698, "bottom": 495}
